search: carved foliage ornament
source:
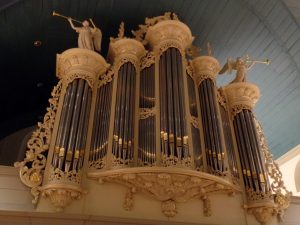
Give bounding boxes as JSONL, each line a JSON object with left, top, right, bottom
{"left": 254, "top": 117, "right": 291, "bottom": 218}
{"left": 89, "top": 168, "right": 241, "bottom": 218}
{"left": 140, "top": 51, "right": 155, "bottom": 70}
{"left": 140, "top": 107, "right": 156, "bottom": 120}
{"left": 132, "top": 12, "right": 179, "bottom": 45}
{"left": 14, "top": 81, "right": 63, "bottom": 204}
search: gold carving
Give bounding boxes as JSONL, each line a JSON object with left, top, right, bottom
{"left": 255, "top": 118, "right": 291, "bottom": 218}
{"left": 162, "top": 200, "right": 177, "bottom": 217}
{"left": 98, "top": 67, "right": 114, "bottom": 88}
{"left": 217, "top": 89, "right": 227, "bottom": 109}
{"left": 191, "top": 56, "right": 220, "bottom": 85}
{"left": 140, "top": 51, "right": 155, "bottom": 70}
{"left": 89, "top": 156, "right": 106, "bottom": 170}
{"left": 41, "top": 184, "right": 86, "bottom": 211}
{"left": 140, "top": 107, "right": 156, "bottom": 120}
{"left": 224, "top": 82, "right": 260, "bottom": 117}
{"left": 48, "top": 166, "right": 81, "bottom": 184}
{"left": 14, "top": 81, "right": 63, "bottom": 204}
{"left": 145, "top": 20, "right": 194, "bottom": 55}
{"left": 161, "top": 153, "right": 192, "bottom": 168}
{"left": 108, "top": 38, "right": 146, "bottom": 71}
{"left": 245, "top": 203, "right": 278, "bottom": 225}
{"left": 88, "top": 167, "right": 241, "bottom": 217}
{"left": 219, "top": 55, "right": 270, "bottom": 84}
{"left": 132, "top": 12, "right": 179, "bottom": 45}
{"left": 56, "top": 48, "right": 109, "bottom": 88}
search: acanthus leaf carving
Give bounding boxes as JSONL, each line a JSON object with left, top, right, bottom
{"left": 14, "top": 81, "right": 63, "bottom": 204}
{"left": 88, "top": 168, "right": 241, "bottom": 218}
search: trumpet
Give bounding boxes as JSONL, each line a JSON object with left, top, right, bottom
{"left": 52, "top": 11, "right": 82, "bottom": 24}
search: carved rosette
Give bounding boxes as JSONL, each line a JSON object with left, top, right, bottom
{"left": 191, "top": 56, "right": 221, "bottom": 86}
{"left": 41, "top": 184, "right": 87, "bottom": 212}
{"left": 88, "top": 167, "right": 241, "bottom": 217}
{"left": 224, "top": 82, "right": 260, "bottom": 116}
{"left": 145, "top": 20, "right": 194, "bottom": 55}
{"left": 56, "top": 48, "right": 110, "bottom": 88}
{"left": 108, "top": 38, "right": 146, "bottom": 70}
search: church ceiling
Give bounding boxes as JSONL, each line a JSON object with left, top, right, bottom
{"left": 0, "top": 0, "right": 300, "bottom": 158}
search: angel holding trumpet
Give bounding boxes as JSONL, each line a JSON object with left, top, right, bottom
{"left": 53, "top": 11, "right": 102, "bottom": 52}
{"left": 219, "top": 55, "right": 270, "bottom": 83}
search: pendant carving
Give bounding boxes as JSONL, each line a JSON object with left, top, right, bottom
{"left": 88, "top": 167, "right": 241, "bottom": 218}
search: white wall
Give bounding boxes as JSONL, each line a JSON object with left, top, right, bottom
{"left": 277, "top": 144, "right": 300, "bottom": 196}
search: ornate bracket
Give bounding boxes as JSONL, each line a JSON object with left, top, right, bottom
{"left": 14, "top": 81, "right": 63, "bottom": 204}
{"left": 88, "top": 167, "right": 241, "bottom": 217}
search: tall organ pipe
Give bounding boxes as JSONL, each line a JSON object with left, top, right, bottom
{"left": 198, "top": 79, "right": 225, "bottom": 174}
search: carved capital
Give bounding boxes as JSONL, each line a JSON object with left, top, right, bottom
{"left": 41, "top": 184, "right": 87, "bottom": 211}
{"left": 145, "top": 20, "right": 194, "bottom": 55}
{"left": 191, "top": 56, "right": 221, "bottom": 86}
{"left": 224, "top": 82, "right": 260, "bottom": 116}
{"left": 56, "top": 48, "right": 109, "bottom": 88}
{"left": 108, "top": 38, "right": 146, "bottom": 70}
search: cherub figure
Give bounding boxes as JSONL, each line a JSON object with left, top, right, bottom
{"left": 219, "top": 56, "right": 270, "bottom": 83}
{"left": 68, "top": 18, "right": 102, "bottom": 52}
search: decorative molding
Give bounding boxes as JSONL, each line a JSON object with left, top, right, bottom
{"left": 14, "top": 81, "right": 63, "bottom": 205}
{"left": 41, "top": 184, "right": 87, "bottom": 212}
{"left": 217, "top": 89, "right": 227, "bottom": 109}
{"left": 98, "top": 67, "right": 114, "bottom": 88}
{"left": 108, "top": 38, "right": 146, "bottom": 71}
{"left": 56, "top": 48, "right": 109, "bottom": 88}
{"left": 132, "top": 12, "right": 179, "bottom": 45}
{"left": 48, "top": 166, "right": 81, "bottom": 185}
{"left": 89, "top": 156, "right": 106, "bottom": 170}
{"left": 161, "top": 154, "right": 192, "bottom": 168}
{"left": 140, "top": 107, "right": 156, "bottom": 120}
{"left": 145, "top": 20, "right": 194, "bottom": 55}
{"left": 224, "top": 82, "right": 260, "bottom": 117}
{"left": 88, "top": 167, "right": 241, "bottom": 218}
{"left": 140, "top": 51, "right": 155, "bottom": 70}
{"left": 191, "top": 56, "right": 220, "bottom": 86}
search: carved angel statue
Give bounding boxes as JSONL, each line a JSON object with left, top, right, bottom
{"left": 219, "top": 56, "right": 270, "bottom": 83}
{"left": 68, "top": 18, "right": 102, "bottom": 52}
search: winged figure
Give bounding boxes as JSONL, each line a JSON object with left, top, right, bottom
{"left": 68, "top": 18, "right": 102, "bottom": 52}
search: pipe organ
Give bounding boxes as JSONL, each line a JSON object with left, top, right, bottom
{"left": 15, "top": 13, "right": 290, "bottom": 225}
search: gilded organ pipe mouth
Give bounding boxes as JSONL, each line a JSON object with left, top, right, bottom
{"left": 14, "top": 12, "right": 291, "bottom": 224}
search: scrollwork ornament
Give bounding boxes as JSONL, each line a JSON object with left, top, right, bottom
{"left": 48, "top": 166, "right": 82, "bottom": 185}
{"left": 254, "top": 117, "right": 291, "bottom": 218}
{"left": 140, "top": 107, "right": 156, "bottom": 120}
{"left": 89, "top": 168, "right": 241, "bottom": 218}
{"left": 140, "top": 51, "right": 155, "bottom": 70}
{"left": 14, "top": 81, "right": 63, "bottom": 204}
{"left": 98, "top": 67, "right": 114, "bottom": 88}
{"left": 217, "top": 89, "right": 227, "bottom": 109}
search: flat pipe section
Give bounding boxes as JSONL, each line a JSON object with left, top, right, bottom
{"left": 198, "top": 79, "right": 225, "bottom": 174}
{"left": 112, "top": 62, "right": 136, "bottom": 166}
{"left": 159, "top": 48, "right": 189, "bottom": 166}
{"left": 219, "top": 104, "right": 239, "bottom": 179}
{"left": 89, "top": 80, "right": 113, "bottom": 169}
{"left": 187, "top": 75, "right": 202, "bottom": 170}
{"left": 52, "top": 79, "right": 92, "bottom": 172}
{"left": 138, "top": 65, "right": 155, "bottom": 166}
{"left": 233, "top": 109, "right": 270, "bottom": 195}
